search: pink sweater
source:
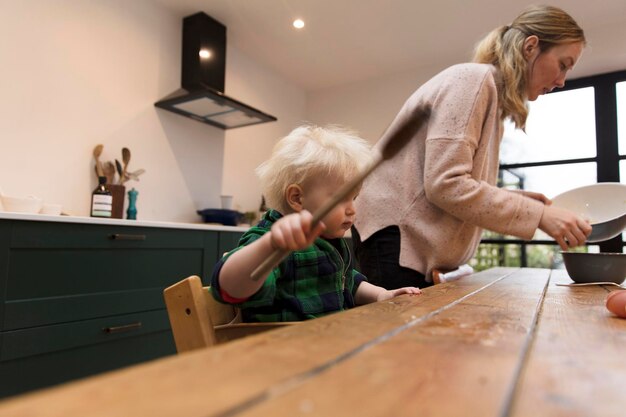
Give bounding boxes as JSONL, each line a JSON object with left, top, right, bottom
{"left": 355, "top": 63, "right": 545, "bottom": 279}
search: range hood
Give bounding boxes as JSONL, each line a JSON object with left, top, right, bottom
{"left": 155, "top": 12, "right": 277, "bottom": 129}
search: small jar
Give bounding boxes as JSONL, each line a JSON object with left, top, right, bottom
{"left": 91, "top": 176, "right": 113, "bottom": 218}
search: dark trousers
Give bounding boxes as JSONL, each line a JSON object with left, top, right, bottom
{"left": 352, "top": 225, "right": 431, "bottom": 290}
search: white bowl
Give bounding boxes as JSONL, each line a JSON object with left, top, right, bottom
{"left": 1, "top": 195, "right": 44, "bottom": 213}
{"left": 552, "top": 183, "right": 626, "bottom": 242}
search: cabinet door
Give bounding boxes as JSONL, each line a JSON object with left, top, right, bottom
{"left": 2, "top": 222, "right": 217, "bottom": 331}
{"left": 218, "top": 231, "right": 244, "bottom": 256}
{"left": 200, "top": 231, "right": 244, "bottom": 286}
{"left": 0, "top": 329, "right": 175, "bottom": 399}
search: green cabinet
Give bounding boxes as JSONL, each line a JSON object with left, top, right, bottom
{"left": 0, "top": 218, "right": 243, "bottom": 398}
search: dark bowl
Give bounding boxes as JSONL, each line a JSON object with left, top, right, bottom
{"left": 561, "top": 251, "right": 626, "bottom": 284}
{"left": 197, "top": 209, "right": 243, "bottom": 226}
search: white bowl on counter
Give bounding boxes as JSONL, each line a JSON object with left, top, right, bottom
{"left": 1, "top": 195, "right": 44, "bottom": 214}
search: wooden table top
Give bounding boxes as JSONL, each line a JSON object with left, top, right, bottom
{"left": 1, "top": 267, "right": 624, "bottom": 417}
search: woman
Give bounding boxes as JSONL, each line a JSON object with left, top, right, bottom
{"left": 353, "top": 5, "right": 592, "bottom": 289}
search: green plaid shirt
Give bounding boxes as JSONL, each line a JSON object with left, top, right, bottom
{"left": 211, "top": 209, "right": 366, "bottom": 322}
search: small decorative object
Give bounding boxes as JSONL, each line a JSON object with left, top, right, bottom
{"left": 126, "top": 188, "right": 138, "bottom": 220}
{"left": 92, "top": 145, "right": 145, "bottom": 219}
{"left": 91, "top": 176, "right": 112, "bottom": 218}
{"left": 220, "top": 195, "right": 233, "bottom": 210}
{"left": 243, "top": 211, "right": 257, "bottom": 225}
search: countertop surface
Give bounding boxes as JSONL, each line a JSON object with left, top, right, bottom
{"left": 0, "top": 211, "right": 250, "bottom": 232}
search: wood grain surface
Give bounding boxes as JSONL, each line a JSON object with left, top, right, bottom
{"left": 509, "top": 269, "right": 626, "bottom": 417}
{"left": 0, "top": 267, "right": 624, "bottom": 417}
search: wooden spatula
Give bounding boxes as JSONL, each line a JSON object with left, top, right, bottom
{"left": 250, "top": 105, "right": 431, "bottom": 281}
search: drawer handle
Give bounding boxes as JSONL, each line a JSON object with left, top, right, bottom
{"left": 102, "top": 322, "right": 142, "bottom": 334}
{"left": 109, "top": 233, "right": 147, "bottom": 241}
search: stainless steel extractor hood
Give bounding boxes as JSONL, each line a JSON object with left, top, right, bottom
{"left": 155, "top": 12, "right": 277, "bottom": 129}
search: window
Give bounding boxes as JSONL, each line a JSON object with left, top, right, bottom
{"left": 473, "top": 70, "right": 626, "bottom": 270}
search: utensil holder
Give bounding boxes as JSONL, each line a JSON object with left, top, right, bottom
{"left": 108, "top": 184, "right": 126, "bottom": 219}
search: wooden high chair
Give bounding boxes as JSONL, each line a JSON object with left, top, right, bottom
{"left": 163, "top": 275, "right": 296, "bottom": 353}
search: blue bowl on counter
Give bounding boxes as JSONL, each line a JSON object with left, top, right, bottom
{"left": 197, "top": 209, "right": 244, "bottom": 226}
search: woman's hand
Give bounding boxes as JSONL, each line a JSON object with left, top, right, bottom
{"left": 376, "top": 286, "right": 422, "bottom": 302}
{"left": 538, "top": 205, "right": 592, "bottom": 250}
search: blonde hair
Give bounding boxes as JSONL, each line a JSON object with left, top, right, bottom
{"left": 256, "top": 125, "right": 373, "bottom": 214}
{"left": 473, "top": 5, "right": 585, "bottom": 128}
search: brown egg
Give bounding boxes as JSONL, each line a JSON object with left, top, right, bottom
{"left": 606, "top": 290, "right": 626, "bottom": 318}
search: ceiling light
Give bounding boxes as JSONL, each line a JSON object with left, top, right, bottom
{"left": 293, "top": 19, "right": 305, "bottom": 29}
{"left": 199, "top": 49, "right": 212, "bottom": 59}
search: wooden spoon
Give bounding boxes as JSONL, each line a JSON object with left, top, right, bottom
{"left": 93, "top": 144, "right": 105, "bottom": 178}
{"left": 251, "top": 105, "right": 431, "bottom": 281}
{"left": 120, "top": 148, "right": 131, "bottom": 184}
{"left": 103, "top": 161, "right": 116, "bottom": 184}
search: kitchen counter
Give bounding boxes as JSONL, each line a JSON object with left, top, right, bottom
{"left": 0, "top": 212, "right": 250, "bottom": 232}
{"left": 0, "top": 213, "right": 249, "bottom": 397}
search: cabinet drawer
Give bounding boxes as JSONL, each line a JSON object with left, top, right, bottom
{"left": 3, "top": 248, "right": 204, "bottom": 330}
{"left": 1, "top": 220, "right": 220, "bottom": 330}
{"left": 218, "top": 231, "right": 244, "bottom": 255}
{"left": 0, "top": 327, "right": 175, "bottom": 399}
{"left": 1, "top": 309, "right": 171, "bottom": 361}
{"left": 9, "top": 221, "right": 207, "bottom": 249}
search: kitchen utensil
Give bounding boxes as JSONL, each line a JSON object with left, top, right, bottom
{"left": 126, "top": 169, "right": 145, "bottom": 181}
{"left": 552, "top": 183, "right": 626, "bottom": 242}
{"left": 103, "top": 161, "right": 116, "bottom": 184}
{"left": 556, "top": 282, "right": 625, "bottom": 289}
{"left": 120, "top": 148, "right": 131, "bottom": 184}
{"left": 115, "top": 159, "right": 123, "bottom": 178}
{"left": 561, "top": 251, "right": 626, "bottom": 285}
{"left": 251, "top": 105, "right": 431, "bottom": 281}
{"left": 93, "top": 144, "right": 105, "bottom": 178}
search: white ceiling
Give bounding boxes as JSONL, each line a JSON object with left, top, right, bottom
{"left": 155, "top": 0, "right": 626, "bottom": 92}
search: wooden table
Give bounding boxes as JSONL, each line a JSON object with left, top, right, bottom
{"left": 1, "top": 267, "right": 624, "bottom": 416}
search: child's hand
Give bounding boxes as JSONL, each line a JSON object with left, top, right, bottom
{"left": 376, "top": 287, "right": 422, "bottom": 302}
{"left": 269, "top": 210, "right": 326, "bottom": 251}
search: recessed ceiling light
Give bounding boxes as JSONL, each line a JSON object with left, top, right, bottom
{"left": 293, "top": 19, "right": 305, "bottom": 29}
{"left": 199, "top": 49, "right": 212, "bottom": 59}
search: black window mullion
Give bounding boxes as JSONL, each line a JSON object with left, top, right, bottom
{"left": 595, "top": 78, "right": 622, "bottom": 252}
{"left": 595, "top": 79, "right": 619, "bottom": 182}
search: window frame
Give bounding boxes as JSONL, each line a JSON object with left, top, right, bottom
{"left": 485, "top": 69, "right": 626, "bottom": 265}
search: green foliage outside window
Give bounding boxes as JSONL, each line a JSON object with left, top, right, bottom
{"left": 470, "top": 230, "right": 590, "bottom": 272}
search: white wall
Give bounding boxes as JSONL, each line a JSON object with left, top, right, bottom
{"left": 306, "top": 62, "right": 450, "bottom": 145}
{"left": 0, "top": 0, "right": 305, "bottom": 222}
{"left": 221, "top": 49, "right": 307, "bottom": 214}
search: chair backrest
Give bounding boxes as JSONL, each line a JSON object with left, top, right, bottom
{"left": 163, "top": 275, "right": 240, "bottom": 353}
